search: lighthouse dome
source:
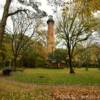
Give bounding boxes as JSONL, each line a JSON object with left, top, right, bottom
{"left": 47, "top": 15, "right": 54, "bottom": 24}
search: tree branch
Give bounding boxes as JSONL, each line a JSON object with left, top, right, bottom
{"left": 8, "top": 9, "right": 27, "bottom": 16}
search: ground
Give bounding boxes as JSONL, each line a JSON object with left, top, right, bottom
{"left": 0, "top": 68, "right": 100, "bottom": 100}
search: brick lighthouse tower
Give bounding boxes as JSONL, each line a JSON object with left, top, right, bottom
{"left": 47, "top": 15, "right": 55, "bottom": 54}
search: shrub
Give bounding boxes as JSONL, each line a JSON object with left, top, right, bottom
{"left": 2, "top": 68, "right": 12, "bottom": 76}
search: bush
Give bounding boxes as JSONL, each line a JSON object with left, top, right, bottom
{"left": 35, "top": 57, "right": 46, "bottom": 67}
{"left": 2, "top": 68, "right": 12, "bottom": 76}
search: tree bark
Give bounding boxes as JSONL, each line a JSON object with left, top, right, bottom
{"left": 0, "top": 0, "right": 12, "bottom": 67}
{"left": 12, "top": 55, "right": 17, "bottom": 71}
{"left": 0, "top": 0, "right": 12, "bottom": 46}
{"left": 69, "top": 55, "right": 75, "bottom": 73}
{"left": 68, "top": 46, "right": 75, "bottom": 74}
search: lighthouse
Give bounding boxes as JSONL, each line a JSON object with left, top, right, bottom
{"left": 47, "top": 15, "right": 55, "bottom": 54}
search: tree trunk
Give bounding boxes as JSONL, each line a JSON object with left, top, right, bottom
{"left": 69, "top": 56, "right": 75, "bottom": 73}
{"left": 85, "top": 63, "right": 88, "bottom": 71}
{"left": 12, "top": 55, "right": 17, "bottom": 71}
{"left": 68, "top": 47, "right": 75, "bottom": 74}
{"left": 0, "top": 27, "right": 4, "bottom": 48}
{"left": 0, "top": 0, "right": 12, "bottom": 46}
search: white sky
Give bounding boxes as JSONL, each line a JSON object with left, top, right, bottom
{"left": 0, "top": 0, "right": 53, "bottom": 19}
{"left": 0, "top": 0, "right": 100, "bottom": 31}
{"left": 0, "top": 0, "right": 54, "bottom": 22}
{"left": 0, "top": 0, "right": 54, "bottom": 32}
{"left": 0, "top": 0, "right": 100, "bottom": 25}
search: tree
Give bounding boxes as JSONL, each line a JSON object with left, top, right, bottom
{"left": 74, "top": 0, "right": 100, "bottom": 15}
{"left": 49, "top": 0, "right": 100, "bottom": 19}
{"left": 20, "top": 41, "right": 47, "bottom": 68}
{"left": 7, "top": 12, "right": 43, "bottom": 71}
{"left": 0, "top": 0, "right": 47, "bottom": 69}
{"left": 96, "top": 53, "right": 100, "bottom": 68}
{"left": 57, "top": 7, "right": 93, "bottom": 73}
{"left": 20, "top": 46, "right": 36, "bottom": 68}
{"left": 79, "top": 48, "right": 91, "bottom": 71}
{"left": 0, "top": 0, "right": 46, "bottom": 65}
{"left": 72, "top": 0, "right": 100, "bottom": 28}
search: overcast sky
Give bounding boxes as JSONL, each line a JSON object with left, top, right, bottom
{"left": 0, "top": 0, "right": 100, "bottom": 21}
{"left": 0, "top": 0, "right": 55, "bottom": 32}
{"left": 0, "top": 0, "right": 53, "bottom": 18}
{"left": 0, "top": 0, "right": 100, "bottom": 30}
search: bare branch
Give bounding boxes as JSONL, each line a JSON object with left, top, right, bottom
{"left": 8, "top": 9, "right": 27, "bottom": 16}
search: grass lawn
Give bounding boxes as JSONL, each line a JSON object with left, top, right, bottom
{"left": 2, "top": 68, "right": 100, "bottom": 85}
{"left": 0, "top": 68, "right": 100, "bottom": 99}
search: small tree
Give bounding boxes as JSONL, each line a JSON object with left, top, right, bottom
{"left": 57, "top": 8, "right": 93, "bottom": 73}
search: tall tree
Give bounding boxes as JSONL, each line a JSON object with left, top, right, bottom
{"left": 74, "top": 0, "right": 100, "bottom": 12}
{"left": 73, "top": 0, "right": 100, "bottom": 23}
{"left": 48, "top": 0, "right": 100, "bottom": 16}
{"left": 0, "top": 0, "right": 46, "bottom": 50}
{"left": 0, "top": 0, "right": 46, "bottom": 66}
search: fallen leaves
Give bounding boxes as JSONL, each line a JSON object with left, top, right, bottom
{"left": 0, "top": 78, "right": 100, "bottom": 100}
{"left": 52, "top": 86, "right": 100, "bottom": 100}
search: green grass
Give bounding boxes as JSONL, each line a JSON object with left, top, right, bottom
{"left": 4, "top": 68, "right": 100, "bottom": 85}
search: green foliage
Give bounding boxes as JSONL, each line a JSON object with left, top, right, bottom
{"left": 48, "top": 49, "right": 67, "bottom": 68}
{"left": 0, "top": 33, "right": 47, "bottom": 69}
{"left": 78, "top": 49, "right": 91, "bottom": 66}
{"left": 0, "top": 34, "right": 12, "bottom": 69}
{"left": 97, "top": 54, "right": 100, "bottom": 65}
{"left": 20, "top": 47, "right": 36, "bottom": 68}
{"left": 76, "top": 44, "right": 100, "bottom": 68}
{"left": 74, "top": 0, "right": 100, "bottom": 15}
{"left": 20, "top": 45, "right": 46, "bottom": 68}
{"left": 48, "top": 49, "right": 67, "bottom": 63}
{"left": 35, "top": 56, "right": 46, "bottom": 67}
{"left": 0, "top": 45, "right": 6, "bottom": 68}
